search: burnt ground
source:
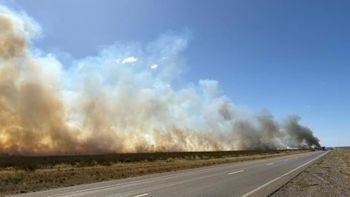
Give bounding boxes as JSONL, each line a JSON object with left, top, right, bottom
{"left": 271, "top": 148, "right": 350, "bottom": 197}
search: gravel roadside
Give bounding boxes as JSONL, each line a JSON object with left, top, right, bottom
{"left": 271, "top": 148, "right": 350, "bottom": 197}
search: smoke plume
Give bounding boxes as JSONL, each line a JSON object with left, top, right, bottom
{"left": 0, "top": 5, "right": 320, "bottom": 154}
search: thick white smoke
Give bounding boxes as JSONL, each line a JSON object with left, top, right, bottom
{"left": 0, "top": 5, "right": 320, "bottom": 154}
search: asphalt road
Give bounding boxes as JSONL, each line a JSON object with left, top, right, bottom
{"left": 12, "top": 151, "right": 328, "bottom": 197}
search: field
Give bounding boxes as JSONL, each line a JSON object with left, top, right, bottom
{"left": 0, "top": 149, "right": 309, "bottom": 195}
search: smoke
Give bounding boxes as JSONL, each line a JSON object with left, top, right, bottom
{"left": 0, "top": 5, "right": 320, "bottom": 154}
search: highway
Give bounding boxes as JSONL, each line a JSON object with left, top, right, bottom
{"left": 12, "top": 151, "right": 328, "bottom": 197}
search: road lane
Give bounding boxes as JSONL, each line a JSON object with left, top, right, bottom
{"left": 11, "top": 151, "right": 328, "bottom": 197}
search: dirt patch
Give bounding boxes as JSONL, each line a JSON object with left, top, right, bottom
{"left": 271, "top": 148, "right": 350, "bottom": 197}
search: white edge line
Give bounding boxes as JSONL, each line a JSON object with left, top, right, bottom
{"left": 240, "top": 151, "right": 328, "bottom": 197}
{"left": 47, "top": 163, "right": 223, "bottom": 197}
{"left": 46, "top": 181, "right": 146, "bottom": 197}
{"left": 133, "top": 193, "right": 149, "bottom": 197}
{"left": 266, "top": 162, "right": 274, "bottom": 166}
{"left": 228, "top": 169, "right": 245, "bottom": 175}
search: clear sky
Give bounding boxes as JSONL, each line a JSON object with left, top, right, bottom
{"left": 2, "top": 0, "right": 349, "bottom": 147}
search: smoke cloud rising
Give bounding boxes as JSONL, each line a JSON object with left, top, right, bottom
{"left": 0, "top": 5, "right": 320, "bottom": 154}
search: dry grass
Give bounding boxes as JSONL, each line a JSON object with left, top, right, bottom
{"left": 0, "top": 149, "right": 308, "bottom": 195}
{"left": 295, "top": 179, "right": 315, "bottom": 188}
{"left": 334, "top": 148, "right": 350, "bottom": 176}
{"left": 272, "top": 148, "right": 350, "bottom": 197}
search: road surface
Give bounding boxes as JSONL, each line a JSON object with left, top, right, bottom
{"left": 11, "top": 151, "right": 328, "bottom": 197}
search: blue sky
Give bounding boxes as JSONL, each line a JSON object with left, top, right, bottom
{"left": 2, "top": 0, "right": 349, "bottom": 146}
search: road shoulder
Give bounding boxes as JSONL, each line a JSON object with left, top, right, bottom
{"left": 271, "top": 149, "right": 350, "bottom": 197}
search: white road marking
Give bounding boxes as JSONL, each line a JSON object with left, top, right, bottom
{"left": 284, "top": 159, "right": 289, "bottom": 162}
{"left": 46, "top": 180, "right": 150, "bottom": 197}
{"left": 46, "top": 167, "right": 209, "bottom": 197}
{"left": 28, "top": 152, "right": 318, "bottom": 197}
{"left": 133, "top": 193, "right": 149, "bottom": 197}
{"left": 47, "top": 162, "right": 244, "bottom": 197}
{"left": 240, "top": 151, "right": 329, "bottom": 197}
{"left": 228, "top": 169, "right": 245, "bottom": 175}
{"left": 266, "top": 162, "right": 274, "bottom": 166}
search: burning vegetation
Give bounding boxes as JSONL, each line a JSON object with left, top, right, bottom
{"left": 0, "top": 5, "right": 320, "bottom": 155}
